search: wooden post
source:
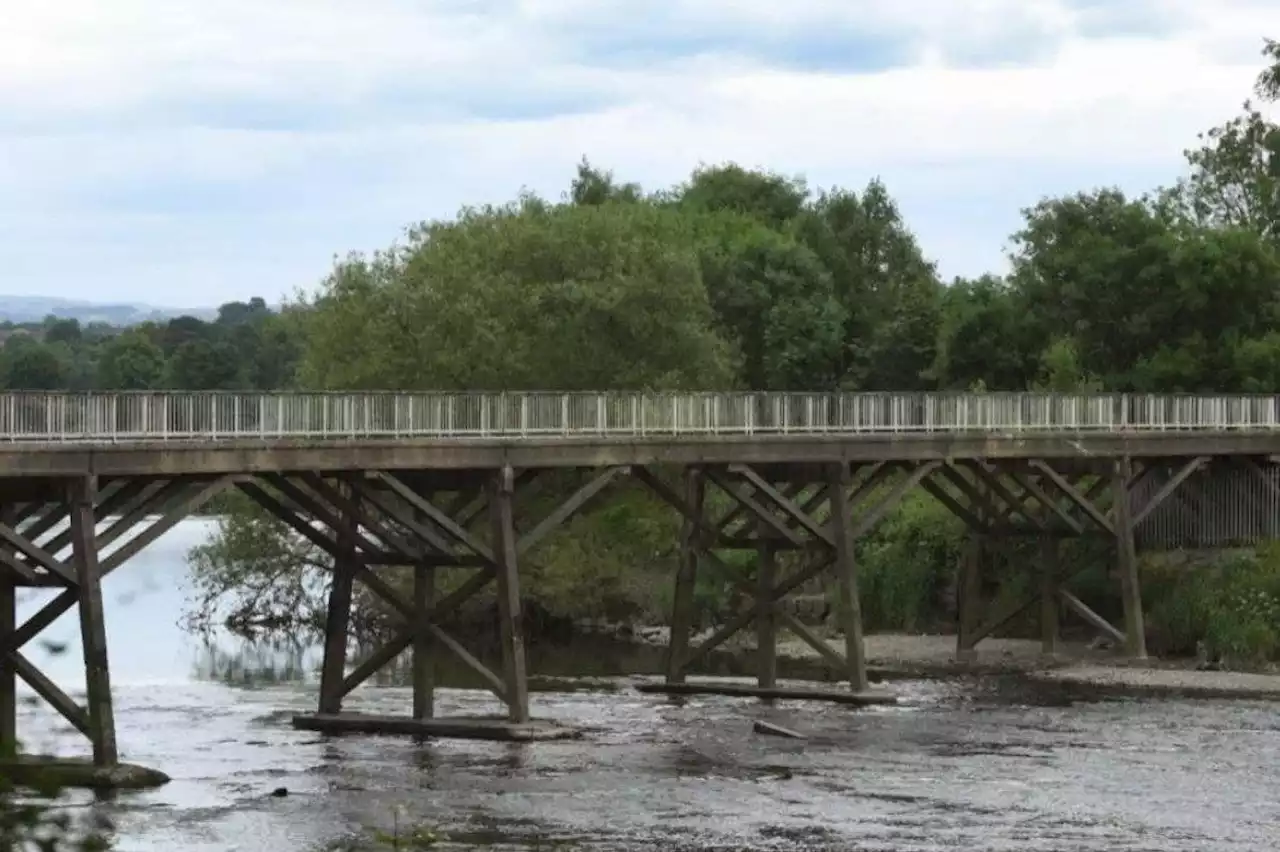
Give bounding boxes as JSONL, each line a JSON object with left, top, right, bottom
{"left": 489, "top": 465, "right": 530, "bottom": 723}
{"left": 956, "top": 482, "right": 987, "bottom": 663}
{"left": 70, "top": 476, "right": 118, "bottom": 766}
{"left": 666, "top": 466, "right": 703, "bottom": 684}
{"left": 756, "top": 537, "right": 778, "bottom": 690}
{"left": 319, "top": 481, "right": 358, "bottom": 715}
{"left": 0, "top": 506, "right": 14, "bottom": 758}
{"left": 1113, "top": 457, "right": 1148, "bottom": 659}
{"left": 827, "top": 462, "right": 868, "bottom": 693}
{"left": 412, "top": 555, "right": 436, "bottom": 720}
{"left": 1039, "top": 535, "right": 1058, "bottom": 660}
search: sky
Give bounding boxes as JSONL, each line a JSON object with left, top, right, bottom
{"left": 2, "top": 1, "right": 1279, "bottom": 309}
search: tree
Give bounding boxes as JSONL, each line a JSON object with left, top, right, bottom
{"left": 165, "top": 338, "right": 243, "bottom": 389}
{"left": 97, "top": 331, "right": 167, "bottom": 390}
{"left": 1166, "top": 39, "right": 1280, "bottom": 240}
{"left": 300, "top": 198, "right": 733, "bottom": 391}
{"left": 692, "top": 211, "right": 844, "bottom": 389}
{"left": 0, "top": 336, "right": 71, "bottom": 389}
{"left": 796, "top": 181, "right": 943, "bottom": 389}
{"left": 1008, "top": 189, "right": 1280, "bottom": 390}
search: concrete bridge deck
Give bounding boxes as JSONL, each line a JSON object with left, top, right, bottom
{"left": 2, "top": 390, "right": 1280, "bottom": 784}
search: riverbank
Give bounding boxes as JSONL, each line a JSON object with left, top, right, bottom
{"left": 599, "top": 622, "right": 1280, "bottom": 700}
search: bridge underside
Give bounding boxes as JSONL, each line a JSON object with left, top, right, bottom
{"left": 0, "top": 451, "right": 1275, "bottom": 764}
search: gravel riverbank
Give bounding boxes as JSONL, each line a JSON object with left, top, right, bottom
{"left": 593, "top": 622, "right": 1280, "bottom": 699}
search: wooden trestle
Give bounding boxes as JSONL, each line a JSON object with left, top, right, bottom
{"left": 0, "top": 453, "right": 1224, "bottom": 764}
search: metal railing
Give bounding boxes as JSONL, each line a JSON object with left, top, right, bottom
{"left": 0, "top": 391, "right": 1278, "bottom": 443}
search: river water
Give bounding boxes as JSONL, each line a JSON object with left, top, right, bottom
{"left": 11, "top": 520, "right": 1279, "bottom": 851}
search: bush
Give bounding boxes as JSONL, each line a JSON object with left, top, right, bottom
{"left": 1145, "top": 545, "right": 1280, "bottom": 664}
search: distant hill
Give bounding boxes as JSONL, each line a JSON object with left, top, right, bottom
{"left": 0, "top": 296, "right": 217, "bottom": 326}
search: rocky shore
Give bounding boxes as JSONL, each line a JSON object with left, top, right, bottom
{"left": 589, "top": 621, "right": 1280, "bottom": 700}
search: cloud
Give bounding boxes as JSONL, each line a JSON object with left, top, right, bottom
{"left": 0, "top": 0, "right": 1278, "bottom": 306}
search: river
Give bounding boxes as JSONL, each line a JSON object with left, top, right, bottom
{"left": 11, "top": 519, "right": 1279, "bottom": 851}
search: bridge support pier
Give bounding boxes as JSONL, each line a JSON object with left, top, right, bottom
{"left": 288, "top": 466, "right": 625, "bottom": 741}
{"left": 0, "top": 473, "right": 233, "bottom": 787}
{"left": 634, "top": 461, "right": 926, "bottom": 705}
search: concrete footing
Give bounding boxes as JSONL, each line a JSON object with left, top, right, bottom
{"left": 0, "top": 755, "right": 170, "bottom": 790}
{"left": 291, "top": 712, "right": 582, "bottom": 741}
{"left": 634, "top": 681, "right": 897, "bottom": 705}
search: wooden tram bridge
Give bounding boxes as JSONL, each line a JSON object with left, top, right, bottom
{"left": 2, "top": 390, "right": 1280, "bottom": 774}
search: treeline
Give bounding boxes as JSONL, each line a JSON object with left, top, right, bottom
{"left": 0, "top": 298, "right": 302, "bottom": 392}
{"left": 182, "top": 42, "right": 1280, "bottom": 664}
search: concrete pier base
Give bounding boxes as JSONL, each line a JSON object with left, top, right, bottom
{"left": 0, "top": 755, "right": 170, "bottom": 790}
{"left": 634, "top": 681, "right": 897, "bottom": 705}
{"left": 291, "top": 712, "right": 582, "bottom": 741}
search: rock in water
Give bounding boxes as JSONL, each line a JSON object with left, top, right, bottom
{"left": 753, "top": 720, "right": 806, "bottom": 739}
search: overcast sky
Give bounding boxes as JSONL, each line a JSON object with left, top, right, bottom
{"left": 2, "top": 1, "right": 1278, "bottom": 309}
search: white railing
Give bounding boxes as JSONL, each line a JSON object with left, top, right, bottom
{"left": 0, "top": 392, "right": 1275, "bottom": 442}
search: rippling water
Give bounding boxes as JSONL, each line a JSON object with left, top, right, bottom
{"left": 11, "top": 521, "right": 1280, "bottom": 851}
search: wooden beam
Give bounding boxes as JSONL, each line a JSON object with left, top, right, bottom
{"left": 1005, "top": 469, "right": 1085, "bottom": 535}
{"left": 1040, "top": 536, "right": 1058, "bottom": 657}
{"left": 828, "top": 461, "right": 867, "bottom": 692}
{"left": 972, "top": 462, "right": 1044, "bottom": 530}
{"left": 10, "top": 651, "right": 91, "bottom": 738}
{"left": 518, "top": 466, "right": 626, "bottom": 556}
{"left": 371, "top": 472, "right": 497, "bottom": 565}
{"left": 756, "top": 538, "right": 778, "bottom": 689}
{"left": 101, "top": 477, "right": 238, "bottom": 573}
{"left": 489, "top": 465, "right": 530, "bottom": 723}
{"left": 319, "top": 480, "right": 358, "bottom": 715}
{"left": 413, "top": 556, "right": 435, "bottom": 721}
{"left": 1131, "top": 456, "right": 1208, "bottom": 527}
{"left": 702, "top": 468, "right": 807, "bottom": 549}
{"left": 0, "top": 508, "right": 14, "bottom": 757}
{"left": 69, "top": 475, "right": 117, "bottom": 766}
{"left": 730, "top": 464, "right": 834, "bottom": 546}
{"left": 347, "top": 477, "right": 456, "bottom": 557}
{"left": 917, "top": 470, "right": 983, "bottom": 532}
{"left": 1113, "top": 457, "right": 1147, "bottom": 659}
{"left": 1059, "top": 589, "right": 1126, "bottom": 646}
{"left": 1030, "top": 460, "right": 1115, "bottom": 534}
{"left": 666, "top": 467, "right": 703, "bottom": 684}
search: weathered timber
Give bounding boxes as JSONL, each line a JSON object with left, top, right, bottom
{"left": 290, "top": 713, "right": 581, "bottom": 741}
{"left": 319, "top": 480, "right": 358, "bottom": 715}
{"left": 489, "top": 465, "right": 530, "bottom": 723}
{"left": 1040, "top": 535, "right": 1059, "bottom": 659}
{"left": 0, "top": 755, "right": 170, "bottom": 790}
{"left": 756, "top": 538, "right": 778, "bottom": 690}
{"left": 413, "top": 531, "right": 436, "bottom": 721}
{"left": 827, "top": 462, "right": 868, "bottom": 692}
{"left": 6, "top": 429, "right": 1280, "bottom": 479}
{"left": 69, "top": 475, "right": 117, "bottom": 766}
{"left": 1114, "top": 457, "right": 1148, "bottom": 659}
{"left": 0, "top": 509, "right": 14, "bottom": 758}
{"left": 634, "top": 681, "right": 896, "bottom": 705}
{"left": 665, "top": 467, "right": 704, "bottom": 684}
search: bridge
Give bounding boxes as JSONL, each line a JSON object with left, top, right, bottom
{"left": 2, "top": 390, "right": 1279, "bottom": 779}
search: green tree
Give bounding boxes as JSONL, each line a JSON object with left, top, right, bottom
{"left": 97, "top": 331, "right": 167, "bottom": 390}
{"left": 300, "top": 198, "right": 733, "bottom": 391}
{"left": 796, "top": 181, "right": 943, "bottom": 389}
{"left": 165, "top": 338, "right": 243, "bottom": 389}
{"left": 0, "top": 336, "right": 71, "bottom": 389}
{"left": 1166, "top": 39, "right": 1280, "bottom": 240}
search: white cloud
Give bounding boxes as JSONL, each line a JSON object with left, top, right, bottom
{"left": 0, "top": 0, "right": 1278, "bottom": 305}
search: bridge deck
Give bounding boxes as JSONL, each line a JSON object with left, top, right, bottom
{"left": 0, "top": 431, "right": 1278, "bottom": 479}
